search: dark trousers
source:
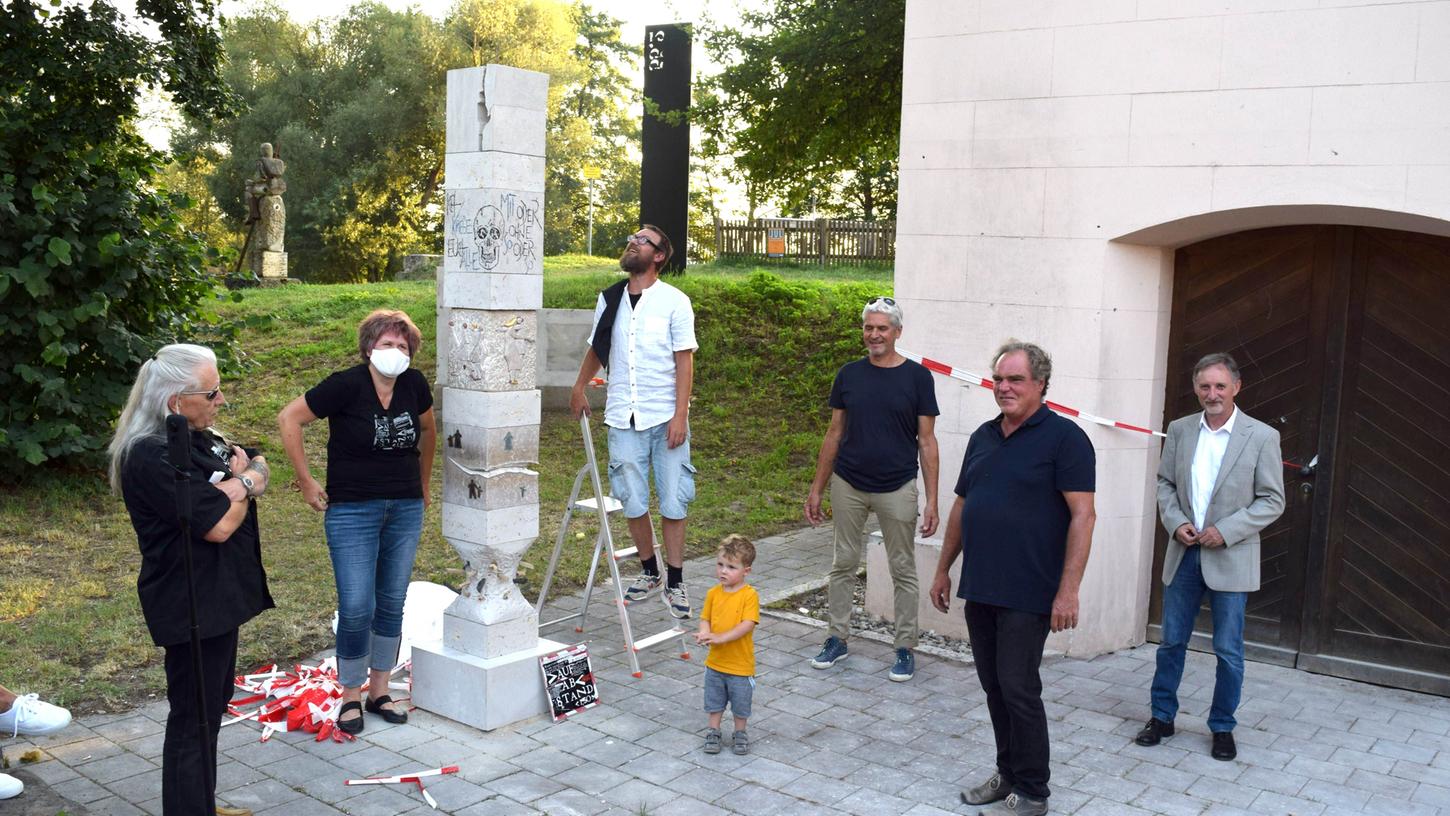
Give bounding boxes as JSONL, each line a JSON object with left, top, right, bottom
{"left": 965, "top": 602, "right": 1052, "bottom": 800}
{"left": 162, "top": 628, "right": 238, "bottom": 815}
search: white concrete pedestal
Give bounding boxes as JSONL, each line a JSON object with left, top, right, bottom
{"left": 411, "top": 636, "right": 563, "bottom": 731}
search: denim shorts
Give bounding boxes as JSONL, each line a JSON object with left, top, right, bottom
{"left": 703, "top": 667, "right": 754, "bottom": 718}
{"left": 607, "top": 423, "right": 696, "bottom": 519}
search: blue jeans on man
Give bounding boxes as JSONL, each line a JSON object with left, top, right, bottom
{"left": 1150, "top": 546, "right": 1247, "bottom": 733}
{"left": 324, "top": 498, "right": 425, "bottom": 688}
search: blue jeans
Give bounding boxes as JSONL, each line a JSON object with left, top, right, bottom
{"left": 324, "top": 498, "right": 424, "bottom": 688}
{"left": 1151, "top": 546, "right": 1248, "bottom": 733}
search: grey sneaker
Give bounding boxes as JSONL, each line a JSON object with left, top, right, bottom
{"left": 623, "top": 572, "right": 661, "bottom": 604}
{"left": 991, "top": 792, "right": 1047, "bottom": 815}
{"left": 664, "top": 583, "right": 691, "bottom": 619}
{"left": 960, "top": 772, "right": 1011, "bottom": 806}
{"left": 703, "top": 727, "right": 721, "bottom": 754}
{"left": 810, "top": 636, "right": 848, "bottom": 668}
{"left": 732, "top": 729, "right": 749, "bottom": 755}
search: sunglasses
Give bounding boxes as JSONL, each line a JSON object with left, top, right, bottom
{"left": 868, "top": 296, "right": 896, "bottom": 306}
{"left": 180, "top": 386, "right": 223, "bottom": 401}
{"left": 626, "top": 234, "right": 660, "bottom": 249}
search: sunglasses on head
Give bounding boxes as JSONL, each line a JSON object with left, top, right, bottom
{"left": 868, "top": 296, "right": 896, "bottom": 306}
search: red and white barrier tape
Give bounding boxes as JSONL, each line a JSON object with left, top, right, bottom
{"left": 346, "top": 765, "right": 459, "bottom": 809}
{"left": 899, "top": 348, "right": 1166, "bottom": 438}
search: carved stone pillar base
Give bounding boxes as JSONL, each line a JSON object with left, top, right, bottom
{"left": 251, "top": 250, "right": 287, "bottom": 279}
{"left": 410, "top": 636, "right": 562, "bottom": 731}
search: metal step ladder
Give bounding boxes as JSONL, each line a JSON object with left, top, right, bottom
{"left": 534, "top": 414, "right": 690, "bottom": 678}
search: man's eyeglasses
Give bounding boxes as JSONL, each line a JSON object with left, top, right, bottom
{"left": 180, "top": 387, "right": 222, "bottom": 401}
{"left": 868, "top": 296, "right": 896, "bottom": 306}
{"left": 627, "top": 234, "right": 659, "bottom": 249}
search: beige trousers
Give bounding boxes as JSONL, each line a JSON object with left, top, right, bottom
{"left": 828, "top": 474, "right": 919, "bottom": 649}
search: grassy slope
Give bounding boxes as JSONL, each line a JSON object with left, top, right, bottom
{"left": 0, "top": 255, "right": 890, "bottom": 712}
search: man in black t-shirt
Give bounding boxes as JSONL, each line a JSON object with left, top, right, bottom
{"left": 804, "top": 297, "right": 940, "bottom": 683}
{"left": 930, "top": 341, "right": 1096, "bottom": 816}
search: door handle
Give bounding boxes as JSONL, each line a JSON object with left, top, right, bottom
{"left": 1299, "top": 453, "right": 1319, "bottom": 479}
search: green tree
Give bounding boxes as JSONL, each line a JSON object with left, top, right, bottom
{"left": 0, "top": 0, "right": 238, "bottom": 472}
{"left": 548, "top": 4, "right": 640, "bottom": 256}
{"left": 696, "top": 0, "right": 904, "bottom": 220}
{"left": 175, "top": 2, "right": 454, "bottom": 281}
{"left": 180, "top": 0, "right": 634, "bottom": 279}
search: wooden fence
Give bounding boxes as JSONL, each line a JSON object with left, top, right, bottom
{"left": 714, "top": 217, "right": 895, "bottom": 265}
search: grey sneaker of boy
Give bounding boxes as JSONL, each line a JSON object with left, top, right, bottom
{"left": 623, "top": 572, "right": 661, "bottom": 604}
{"left": 810, "top": 636, "right": 848, "bottom": 668}
{"left": 960, "top": 772, "right": 1011, "bottom": 806}
{"left": 665, "top": 583, "right": 691, "bottom": 619}
{"left": 703, "top": 727, "right": 722, "bottom": 754}
{"left": 732, "top": 730, "right": 749, "bottom": 755}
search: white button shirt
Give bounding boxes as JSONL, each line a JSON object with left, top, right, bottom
{"left": 588, "top": 279, "right": 697, "bottom": 432}
{"left": 1190, "top": 406, "right": 1238, "bottom": 531}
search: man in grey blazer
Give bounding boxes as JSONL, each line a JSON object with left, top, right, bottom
{"left": 1135, "top": 352, "right": 1285, "bottom": 761}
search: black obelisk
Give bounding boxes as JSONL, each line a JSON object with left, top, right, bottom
{"left": 641, "top": 23, "right": 691, "bottom": 273}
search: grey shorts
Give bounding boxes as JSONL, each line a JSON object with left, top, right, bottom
{"left": 703, "top": 667, "right": 754, "bottom": 718}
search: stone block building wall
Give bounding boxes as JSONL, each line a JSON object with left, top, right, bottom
{"left": 897, "top": 0, "right": 1450, "bottom": 656}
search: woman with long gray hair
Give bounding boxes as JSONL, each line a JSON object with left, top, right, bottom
{"left": 109, "top": 343, "right": 273, "bottom": 816}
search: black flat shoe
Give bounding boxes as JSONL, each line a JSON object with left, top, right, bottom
{"left": 337, "top": 700, "right": 364, "bottom": 734}
{"left": 1211, "top": 731, "right": 1237, "bottom": 761}
{"left": 365, "top": 694, "right": 408, "bottom": 724}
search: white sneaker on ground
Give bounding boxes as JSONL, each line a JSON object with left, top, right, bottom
{"left": 0, "top": 693, "right": 72, "bottom": 737}
{"left": 0, "top": 771, "right": 22, "bottom": 800}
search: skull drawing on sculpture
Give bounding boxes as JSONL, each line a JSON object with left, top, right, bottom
{"left": 474, "top": 205, "right": 505, "bottom": 269}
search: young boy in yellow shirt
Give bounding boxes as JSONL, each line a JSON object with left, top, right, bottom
{"left": 695, "top": 534, "right": 759, "bottom": 755}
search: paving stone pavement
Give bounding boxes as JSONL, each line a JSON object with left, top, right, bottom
{"left": 6, "top": 524, "right": 1449, "bottom": 815}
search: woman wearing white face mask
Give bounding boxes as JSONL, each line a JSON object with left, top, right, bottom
{"left": 277, "top": 309, "right": 436, "bottom": 733}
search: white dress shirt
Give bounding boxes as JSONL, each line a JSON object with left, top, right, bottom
{"left": 1190, "top": 406, "right": 1237, "bottom": 531}
{"left": 588, "top": 279, "right": 697, "bottom": 431}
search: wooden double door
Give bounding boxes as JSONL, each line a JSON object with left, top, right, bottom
{"left": 1149, "top": 225, "right": 1450, "bottom": 696}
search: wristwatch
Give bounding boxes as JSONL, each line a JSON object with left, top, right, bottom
{"left": 239, "top": 473, "right": 257, "bottom": 498}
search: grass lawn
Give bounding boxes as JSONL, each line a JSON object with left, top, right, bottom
{"left": 0, "top": 255, "right": 891, "bottom": 713}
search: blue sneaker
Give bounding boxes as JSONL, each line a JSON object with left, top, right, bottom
{"left": 810, "top": 636, "right": 848, "bottom": 669}
{"left": 889, "top": 648, "right": 915, "bottom": 682}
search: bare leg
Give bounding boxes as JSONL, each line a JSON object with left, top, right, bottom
{"left": 628, "top": 513, "right": 657, "bottom": 563}
{"left": 707, "top": 711, "right": 723, "bottom": 729}
{"left": 661, "top": 517, "right": 687, "bottom": 570}
{"left": 0, "top": 682, "right": 14, "bottom": 712}
{"left": 734, "top": 716, "right": 748, "bottom": 732}
{"left": 367, "top": 668, "right": 405, "bottom": 714}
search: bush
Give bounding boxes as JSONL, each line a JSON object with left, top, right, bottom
{"left": 0, "top": 0, "right": 237, "bottom": 473}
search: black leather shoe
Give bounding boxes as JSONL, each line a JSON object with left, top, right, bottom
{"left": 365, "top": 694, "right": 408, "bottom": 724}
{"left": 1134, "top": 717, "right": 1174, "bottom": 746}
{"left": 1211, "top": 731, "right": 1237, "bottom": 760}
{"left": 336, "top": 700, "right": 364, "bottom": 734}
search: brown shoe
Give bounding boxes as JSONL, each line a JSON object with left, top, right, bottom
{"left": 217, "top": 806, "right": 253, "bottom": 816}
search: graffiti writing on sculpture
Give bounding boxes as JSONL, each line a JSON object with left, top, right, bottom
{"left": 444, "top": 190, "right": 542, "bottom": 272}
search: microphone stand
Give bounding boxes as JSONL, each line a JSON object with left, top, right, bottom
{"left": 166, "top": 414, "right": 214, "bottom": 805}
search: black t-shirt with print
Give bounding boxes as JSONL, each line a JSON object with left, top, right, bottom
{"left": 305, "top": 363, "right": 433, "bottom": 503}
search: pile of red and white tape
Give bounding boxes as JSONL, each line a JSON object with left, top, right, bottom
{"left": 223, "top": 657, "right": 356, "bottom": 743}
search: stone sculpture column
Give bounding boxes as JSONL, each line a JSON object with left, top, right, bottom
{"left": 245, "top": 142, "right": 288, "bottom": 280}
{"left": 410, "top": 64, "right": 558, "bottom": 731}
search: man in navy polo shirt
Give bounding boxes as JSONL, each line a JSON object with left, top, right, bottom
{"left": 931, "top": 341, "right": 1096, "bottom": 816}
